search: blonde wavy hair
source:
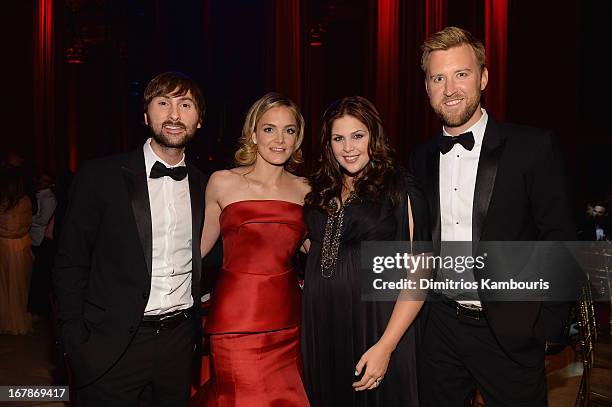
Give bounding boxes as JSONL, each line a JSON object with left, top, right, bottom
{"left": 234, "top": 92, "right": 305, "bottom": 172}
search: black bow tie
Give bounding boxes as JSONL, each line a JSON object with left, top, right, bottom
{"left": 149, "top": 161, "right": 188, "bottom": 181}
{"left": 437, "top": 131, "right": 475, "bottom": 154}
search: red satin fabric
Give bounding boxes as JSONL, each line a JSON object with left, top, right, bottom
{"left": 200, "top": 326, "right": 308, "bottom": 407}
{"left": 199, "top": 200, "right": 309, "bottom": 407}
{"left": 205, "top": 200, "right": 305, "bottom": 334}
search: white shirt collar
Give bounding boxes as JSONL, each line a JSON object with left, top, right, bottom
{"left": 143, "top": 138, "right": 186, "bottom": 177}
{"left": 442, "top": 108, "right": 488, "bottom": 147}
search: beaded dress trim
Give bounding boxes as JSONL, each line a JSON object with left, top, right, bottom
{"left": 320, "top": 192, "right": 357, "bottom": 278}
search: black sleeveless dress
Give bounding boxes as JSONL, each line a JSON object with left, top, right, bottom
{"left": 301, "top": 174, "right": 430, "bottom": 407}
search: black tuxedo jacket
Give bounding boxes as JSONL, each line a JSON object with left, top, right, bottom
{"left": 410, "top": 116, "right": 578, "bottom": 366}
{"left": 53, "top": 149, "right": 207, "bottom": 387}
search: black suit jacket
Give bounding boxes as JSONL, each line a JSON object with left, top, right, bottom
{"left": 53, "top": 149, "right": 207, "bottom": 387}
{"left": 410, "top": 116, "right": 578, "bottom": 366}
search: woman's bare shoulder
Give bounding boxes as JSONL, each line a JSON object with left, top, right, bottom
{"left": 207, "top": 168, "right": 246, "bottom": 194}
{"left": 209, "top": 167, "right": 250, "bottom": 184}
{"left": 287, "top": 173, "right": 311, "bottom": 197}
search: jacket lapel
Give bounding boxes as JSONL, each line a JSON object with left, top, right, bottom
{"left": 121, "top": 150, "right": 153, "bottom": 276}
{"left": 187, "top": 164, "right": 205, "bottom": 294}
{"left": 426, "top": 139, "right": 442, "bottom": 252}
{"left": 472, "top": 118, "right": 506, "bottom": 246}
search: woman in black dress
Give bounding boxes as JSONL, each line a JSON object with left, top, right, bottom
{"left": 302, "top": 96, "right": 430, "bottom": 406}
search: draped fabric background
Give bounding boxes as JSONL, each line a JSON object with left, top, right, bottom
{"left": 422, "top": 0, "right": 447, "bottom": 140}
{"left": 272, "top": 0, "right": 305, "bottom": 171}
{"left": 274, "top": 0, "right": 302, "bottom": 106}
{"left": 425, "top": 0, "right": 446, "bottom": 38}
{"left": 484, "top": 0, "right": 508, "bottom": 122}
{"left": 398, "top": 0, "right": 447, "bottom": 153}
{"left": 4, "top": 0, "right": 605, "bottom": 208}
{"left": 375, "top": 0, "right": 399, "bottom": 149}
{"left": 33, "top": 0, "right": 56, "bottom": 170}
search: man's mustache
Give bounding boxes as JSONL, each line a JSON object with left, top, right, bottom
{"left": 162, "top": 121, "right": 187, "bottom": 129}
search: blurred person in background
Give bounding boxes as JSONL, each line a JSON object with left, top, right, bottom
{"left": 0, "top": 167, "right": 34, "bottom": 334}
{"left": 28, "top": 171, "right": 57, "bottom": 318}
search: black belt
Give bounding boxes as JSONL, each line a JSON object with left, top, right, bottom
{"left": 442, "top": 299, "right": 483, "bottom": 320}
{"left": 140, "top": 308, "right": 192, "bottom": 331}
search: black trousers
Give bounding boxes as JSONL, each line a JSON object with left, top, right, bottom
{"left": 77, "top": 314, "right": 195, "bottom": 407}
{"left": 29, "top": 238, "right": 57, "bottom": 316}
{"left": 418, "top": 301, "right": 547, "bottom": 407}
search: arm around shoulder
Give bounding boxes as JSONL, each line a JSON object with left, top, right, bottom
{"left": 200, "top": 170, "right": 226, "bottom": 258}
{"left": 296, "top": 175, "right": 311, "bottom": 202}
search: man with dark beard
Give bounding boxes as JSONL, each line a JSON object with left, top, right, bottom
{"left": 410, "top": 27, "right": 577, "bottom": 406}
{"left": 54, "top": 72, "right": 208, "bottom": 405}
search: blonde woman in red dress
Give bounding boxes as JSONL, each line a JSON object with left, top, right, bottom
{"left": 196, "top": 93, "right": 310, "bottom": 406}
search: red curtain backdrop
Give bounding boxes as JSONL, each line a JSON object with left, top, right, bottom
{"left": 33, "top": 0, "right": 56, "bottom": 171}
{"left": 274, "top": 0, "right": 302, "bottom": 105}
{"left": 66, "top": 67, "right": 79, "bottom": 172}
{"left": 394, "top": 0, "right": 449, "bottom": 161}
{"left": 425, "top": 0, "right": 447, "bottom": 38}
{"left": 423, "top": 0, "right": 448, "bottom": 142}
{"left": 376, "top": 0, "right": 400, "bottom": 147}
{"left": 484, "top": 0, "right": 508, "bottom": 121}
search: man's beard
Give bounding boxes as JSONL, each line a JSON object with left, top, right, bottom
{"left": 433, "top": 91, "right": 481, "bottom": 128}
{"left": 148, "top": 121, "right": 197, "bottom": 148}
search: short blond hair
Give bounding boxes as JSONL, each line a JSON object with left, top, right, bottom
{"left": 235, "top": 93, "right": 305, "bottom": 172}
{"left": 420, "top": 26, "right": 486, "bottom": 74}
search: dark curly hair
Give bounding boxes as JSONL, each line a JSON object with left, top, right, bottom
{"left": 305, "top": 96, "right": 401, "bottom": 213}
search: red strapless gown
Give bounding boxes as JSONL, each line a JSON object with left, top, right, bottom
{"left": 197, "top": 200, "right": 309, "bottom": 407}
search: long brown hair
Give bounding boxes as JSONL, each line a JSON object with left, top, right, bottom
{"left": 305, "top": 96, "right": 401, "bottom": 213}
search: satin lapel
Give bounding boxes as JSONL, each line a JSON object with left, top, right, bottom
{"left": 426, "top": 141, "right": 442, "bottom": 252}
{"left": 472, "top": 120, "right": 506, "bottom": 247}
{"left": 187, "top": 165, "right": 204, "bottom": 284}
{"left": 121, "top": 151, "right": 153, "bottom": 276}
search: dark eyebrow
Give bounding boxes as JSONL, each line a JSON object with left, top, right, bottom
{"left": 159, "top": 95, "right": 194, "bottom": 102}
{"left": 331, "top": 129, "right": 366, "bottom": 137}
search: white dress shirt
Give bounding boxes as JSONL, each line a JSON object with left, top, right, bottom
{"left": 143, "top": 138, "right": 193, "bottom": 315}
{"left": 30, "top": 188, "right": 57, "bottom": 246}
{"left": 439, "top": 109, "right": 488, "bottom": 304}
